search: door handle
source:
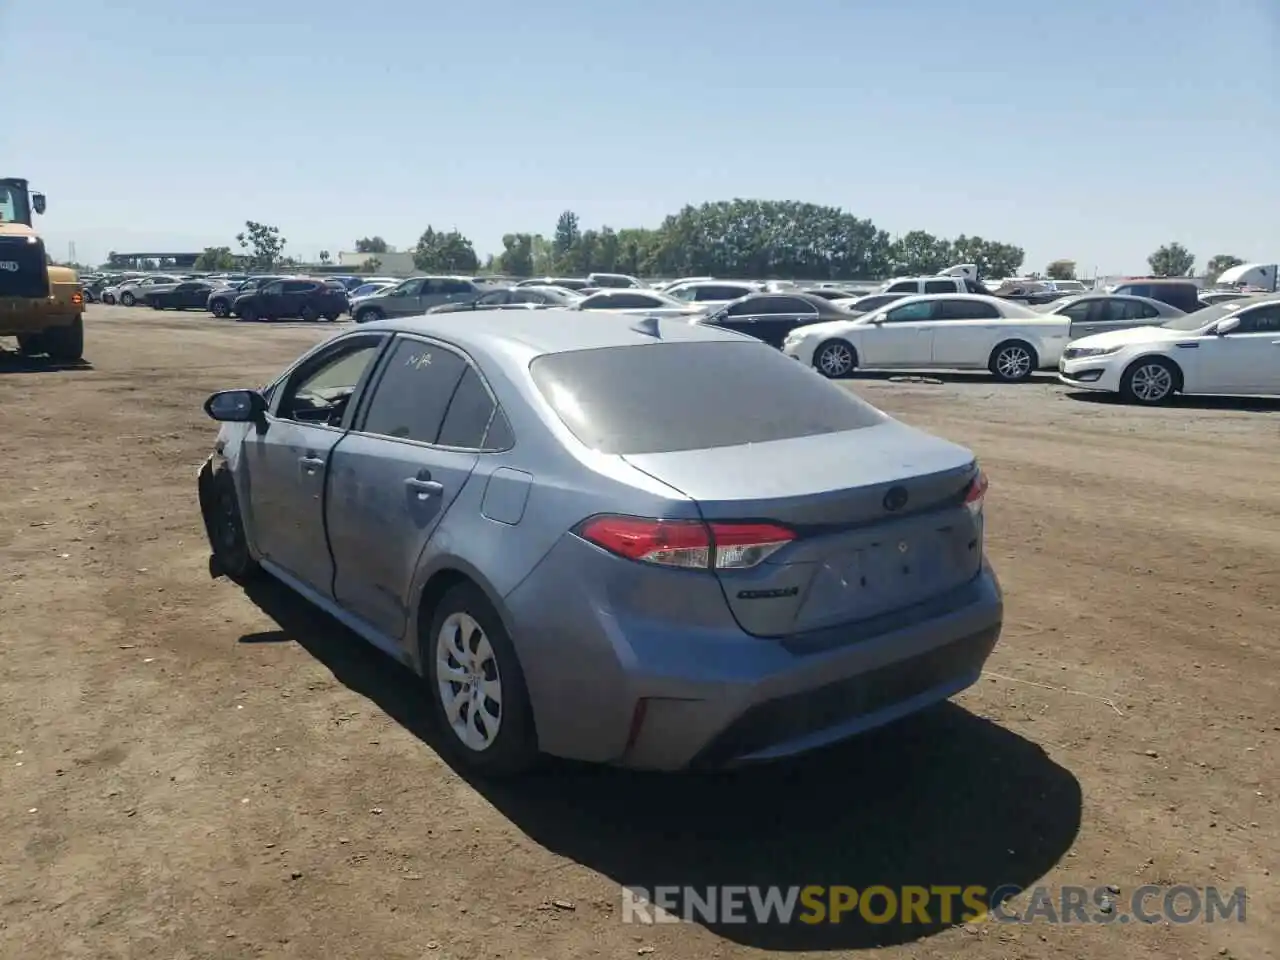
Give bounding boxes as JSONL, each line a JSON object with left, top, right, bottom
{"left": 299, "top": 455, "right": 325, "bottom": 474}
{"left": 1272, "top": 340, "right": 1280, "bottom": 345}
{"left": 405, "top": 477, "right": 444, "bottom": 497}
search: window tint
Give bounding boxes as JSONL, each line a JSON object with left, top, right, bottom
{"left": 511, "top": 289, "right": 548, "bottom": 304}
{"left": 283, "top": 280, "right": 317, "bottom": 293}
{"left": 885, "top": 281, "right": 918, "bottom": 293}
{"left": 483, "top": 409, "right": 514, "bottom": 449}
{"left": 752, "top": 295, "right": 813, "bottom": 315}
{"left": 695, "top": 284, "right": 753, "bottom": 301}
{"left": 391, "top": 279, "right": 425, "bottom": 297}
{"left": 477, "top": 290, "right": 510, "bottom": 305}
{"left": 530, "top": 341, "right": 884, "bottom": 455}
{"left": 923, "top": 280, "right": 956, "bottom": 294}
{"left": 885, "top": 301, "right": 934, "bottom": 322}
{"left": 580, "top": 292, "right": 654, "bottom": 309}
{"left": 277, "top": 340, "right": 383, "bottom": 424}
{"left": 361, "top": 339, "right": 468, "bottom": 443}
{"left": 441, "top": 280, "right": 475, "bottom": 295}
{"left": 260, "top": 281, "right": 284, "bottom": 295}
{"left": 936, "top": 299, "right": 1000, "bottom": 320}
{"left": 437, "top": 367, "right": 498, "bottom": 448}
{"left": 1059, "top": 300, "right": 1093, "bottom": 322}
{"left": 1235, "top": 304, "right": 1280, "bottom": 333}
{"left": 1139, "top": 301, "right": 1161, "bottom": 319}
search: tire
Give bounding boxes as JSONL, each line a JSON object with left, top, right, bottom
{"left": 300, "top": 304, "right": 320, "bottom": 322}
{"left": 16, "top": 334, "right": 42, "bottom": 356}
{"left": 210, "top": 299, "right": 230, "bottom": 318}
{"left": 121, "top": 292, "right": 136, "bottom": 306}
{"left": 424, "top": 583, "right": 537, "bottom": 777}
{"left": 355, "top": 307, "right": 383, "bottom": 324}
{"left": 989, "top": 340, "right": 1038, "bottom": 382}
{"left": 1119, "top": 356, "right": 1179, "bottom": 405}
{"left": 43, "top": 317, "right": 84, "bottom": 363}
{"left": 323, "top": 312, "right": 340, "bottom": 322}
{"left": 239, "top": 304, "right": 258, "bottom": 323}
{"left": 198, "top": 462, "right": 261, "bottom": 583}
{"left": 814, "top": 339, "right": 857, "bottom": 378}
{"left": 151, "top": 300, "right": 162, "bottom": 310}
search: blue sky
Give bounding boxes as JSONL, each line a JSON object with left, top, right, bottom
{"left": 5, "top": 0, "right": 1277, "bottom": 275}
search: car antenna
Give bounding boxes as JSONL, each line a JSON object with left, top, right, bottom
{"left": 631, "top": 316, "right": 663, "bottom": 338}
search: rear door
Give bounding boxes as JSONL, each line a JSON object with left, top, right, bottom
{"left": 929, "top": 298, "right": 1003, "bottom": 366}
{"left": 1095, "top": 297, "right": 1163, "bottom": 334}
{"left": 750, "top": 295, "right": 821, "bottom": 347}
{"left": 326, "top": 336, "right": 482, "bottom": 639}
{"left": 1062, "top": 298, "right": 1103, "bottom": 340}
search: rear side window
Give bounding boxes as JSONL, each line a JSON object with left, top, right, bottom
{"left": 885, "top": 281, "right": 918, "bottom": 293}
{"left": 441, "top": 280, "right": 475, "bottom": 295}
{"left": 937, "top": 299, "right": 1000, "bottom": 320}
{"left": 923, "top": 280, "right": 956, "bottom": 294}
{"left": 437, "top": 367, "right": 500, "bottom": 449}
{"left": 530, "top": 341, "right": 885, "bottom": 455}
{"left": 361, "top": 339, "right": 467, "bottom": 443}
{"left": 695, "top": 284, "right": 753, "bottom": 301}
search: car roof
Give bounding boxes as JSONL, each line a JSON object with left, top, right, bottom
{"left": 361, "top": 308, "right": 747, "bottom": 361}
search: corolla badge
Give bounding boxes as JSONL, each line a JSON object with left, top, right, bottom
{"left": 882, "top": 485, "right": 909, "bottom": 512}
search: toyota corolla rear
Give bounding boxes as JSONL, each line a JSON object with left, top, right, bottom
{"left": 502, "top": 338, "right": 1003, "bottom": 771}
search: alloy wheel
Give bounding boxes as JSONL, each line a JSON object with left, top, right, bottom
{"left": 995, "top": 345, "right": 1032, "bottom": 380}
{"left": 1130, "top": 363, "right": 1174, "bottom": 402}
{"left": 817, "top": 342, "right": 854, "bottom": 377}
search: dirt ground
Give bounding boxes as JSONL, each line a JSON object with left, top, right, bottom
{"left": 1, "top": 306, "right": 1276, "bottom": 960}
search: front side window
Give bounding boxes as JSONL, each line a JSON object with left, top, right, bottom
{"left": 885, "top": 301, "right": 935, "bottom": 323}
{"left": 390, "top": 279, "right": 425, "bottom": 297}
{"left": 276, "top": 339, "right": 384, "bottom": 425}
{"left": 885, "top": 281, "right": 918, "bottom": 294}
{"left": 1234, "top": 304, "right": 1280, "bottom": 333}
{"left": 360, "top": 339, "right": 468, "bottom": 444}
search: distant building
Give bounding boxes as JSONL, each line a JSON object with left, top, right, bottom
{"left": 337, "top": 250, "right": 416, "bottom": 276}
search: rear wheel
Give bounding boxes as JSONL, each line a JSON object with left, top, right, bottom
{"left": 121, "top": 292, "right": 136, "bottom": 306}
{"left": 323, "top": 312, "right": 341, "bottom": 322}
{"left": 16, "top": 334, "right": 42, "bottom": 356}
{"left": 239, "top": 304, "right": 258, "bottom": 323}
{"left": 814, "top": 339, "right": 857, "bottom": 378}
{"left": 424, "top": 583, "right": 537, "bottom": 777}
{"left": 989, "top": 340, "right": 1038, "bottom": 382}
{"left": 210, "top": 299, "right": 229, "bottom": 318}
{"left": 355, "top": 307, "right": 383, "bottom": 324}
{"left": 43, "top": 318, "right": 84, "bottom": 363}
{"left": 300, "top": 304, "right": 320, "bottom": 322}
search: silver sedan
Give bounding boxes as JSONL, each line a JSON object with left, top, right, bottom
{"left": 198, "top": 310, "right": 1003, "bottom": 775}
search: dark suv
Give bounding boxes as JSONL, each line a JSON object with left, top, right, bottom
{"left": 232, "top": 278, "right": 348, "bottom": 322}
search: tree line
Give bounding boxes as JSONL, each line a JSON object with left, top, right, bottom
{"left": 176, "top": 206, "right": 1251, "bottom": 285}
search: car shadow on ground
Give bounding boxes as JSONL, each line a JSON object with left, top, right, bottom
{"left": 0, "top": 351, "right": 94, "bottom": 374}
{"left": 1064, "top": 391, "right": 1280, "bottom": 413}
{"left": 239, "top": 574, "right": 1082, "bottom": 952}
{"left": 845, "top": 370, "right": 1057, "bottom": 386}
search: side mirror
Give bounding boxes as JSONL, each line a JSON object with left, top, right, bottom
{"left": 31, "top": 193, "right": 46, "bottom": 215}
{"left": 204, "top": 389, "right": 267, "bottom": 424}
{"left": 1214, "top": 316, "right": 1240, "bottom": 336}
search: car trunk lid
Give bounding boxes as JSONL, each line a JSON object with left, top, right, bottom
{"left": 621, "top": 422, "right": 984, "bottom": 637}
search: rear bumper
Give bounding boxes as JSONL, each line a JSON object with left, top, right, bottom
{"left": 503, "top": 535, "right": 1004, "bottom": 771}
{"left": 0, "top": 303, "right": 82, "bottom": 336}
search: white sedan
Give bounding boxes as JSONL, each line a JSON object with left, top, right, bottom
{"left": 782, "top": 294, "right": 1069, "bottom": 382}
{"left": 1058, "top": 294, "right": 1280, "bottom": 403}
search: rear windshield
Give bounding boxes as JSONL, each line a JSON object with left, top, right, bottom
{"left": 529, "top": 341, "right": 885, "bottom": 455}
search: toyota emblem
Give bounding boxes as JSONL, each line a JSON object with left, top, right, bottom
{"left": 883, "top": 485, "right": 909, "bottom": 512}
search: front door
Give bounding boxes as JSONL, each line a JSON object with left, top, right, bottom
{"left": 255, "top": 280, "right": 286, "bottom": 318}
{"left": 1191, "top": 305, "right": 1280, "bottom": 394}
{"left": 327, "top": 337, "right": 482, "bottom": 639}
{"left": 858, "top": 300, "right": 937, "bottom": 366}
{"left": 243, "top": 334, "right": 388, "bottom": 593}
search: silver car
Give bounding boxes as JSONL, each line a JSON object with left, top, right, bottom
{"left": 1043, "top": 294, "right": 1183, "bottom": 340}
{"left": 350, "top": 276, "right": 498, "bottom": 324}
{"left": 198, "top": 311, "right": 1002, "bottom": 775}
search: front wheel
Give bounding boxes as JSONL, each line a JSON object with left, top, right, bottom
{"left": 120, "top": 292, "right": 136, "bottom": 306}
{"left": 989, "top": 340, "right": 1038, "bottom": 382}
{"left": 1120, "top": 357, "right": 1179, "bottom": 405}
{"left": 198, "top": 462, "right": 261, "bottom": 583}
{"left": 239, "top": 304, "right": 258, "bottom": 323}
{"left": 300, "top": 304, "right": 320, "bottom": 322}
{"left": 210, "top": 300, "right": 229, "bottom": 318}
{"left": 814, "top": 339, "right": 857, "bottom": 378}
{"left": 323, "top": 312, "right": 341, "bottom": 322}
{"left": 425, "top": 583, "right": 537, "bottom": 777}
{"left": 355, "top": 307, "right": 383, "bottom": 324}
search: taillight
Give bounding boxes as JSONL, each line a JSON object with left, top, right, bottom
{"left": 575, "top": 515, "right": 795, "bottom": 570}
{"left": 72, "top": 291, "right": 84, "bottom": 305}
{"left": 964, "top": 470, "right": 988, "bottom": 518}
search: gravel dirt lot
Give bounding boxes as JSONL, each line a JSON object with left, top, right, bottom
{"left": 1, "top": 306, "right": 1277, "bottom": 960}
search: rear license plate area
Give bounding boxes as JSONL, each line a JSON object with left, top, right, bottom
{"left": 848, "top": 535, "right": 941, "bottom": 598}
